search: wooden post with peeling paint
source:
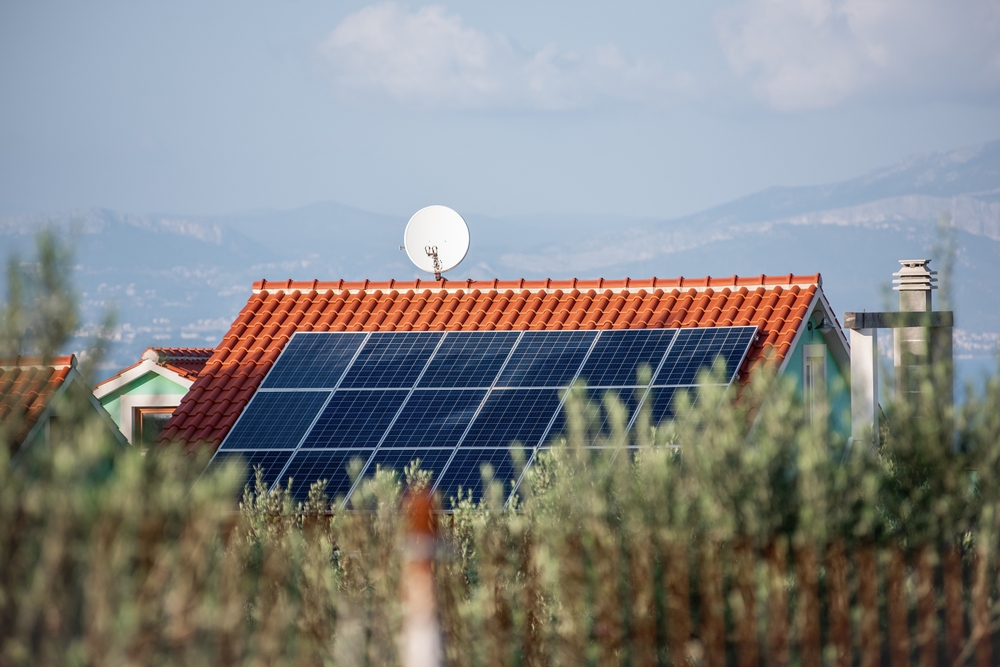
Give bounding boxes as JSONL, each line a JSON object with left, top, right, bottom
{"left": 400, "top": 490, "right": 443, "bottom": 667}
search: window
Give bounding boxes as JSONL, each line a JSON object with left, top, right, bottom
{"left": 133, "top": 407, "right": 174, "bottom": 447}
{"left": 803, "top": 344, "right": 827, "bottom": 423}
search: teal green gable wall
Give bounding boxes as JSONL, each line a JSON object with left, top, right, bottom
{"left": 781, "top": 336, "right": 852, "bottom": 445}
{"left": 99, "top": 373, "right": 189, "bottom": 429}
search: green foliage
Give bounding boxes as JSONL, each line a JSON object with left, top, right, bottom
{"left": 2, "top": 232, "right": 1000, "bottom": 665}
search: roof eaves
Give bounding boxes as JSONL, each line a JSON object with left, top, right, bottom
{"left": 10, "top": 366, "right": 126, "bottom": 465}
{"left": 774, "top": 289, "right": 821, "bottom": 378}
{"left": 93, "top": 358, "right": 195, "bottom": 398}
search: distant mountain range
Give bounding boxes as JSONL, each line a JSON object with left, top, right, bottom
{"left": 1, "top": 139, "right": 998, "bottom": 385}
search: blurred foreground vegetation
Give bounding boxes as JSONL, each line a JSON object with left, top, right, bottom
{"left": 3, "top": 234, "right": 1000, "bottom": 666}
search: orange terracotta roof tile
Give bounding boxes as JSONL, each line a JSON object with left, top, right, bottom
{"left": 161, "top": 274, "right": 823, "bottom": 450}
{"left": 0, "top": 355, "right": 75, "bottom": 447}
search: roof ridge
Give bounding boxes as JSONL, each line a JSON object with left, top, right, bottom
{"left": 252, "top": 274, "right": 823, "bottom": 295}
{"left": 143, "top": 347, "right": 216, "bottom": 362}
{"left": 0, "top": 354, "right": 76, "bottom": 371}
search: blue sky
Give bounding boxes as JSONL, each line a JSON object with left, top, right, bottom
{"left": 1, "top": 0, "right": 998, "bottom": 219}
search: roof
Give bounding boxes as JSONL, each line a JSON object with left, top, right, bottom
{"left": 0, "top": 355, "right": 76, "bottom": 447}
{"left": 161, "top": 274, "right": 825, "bottom": 450}
{"left": 93, "top": 347, "right": 214, "bottom": 398}
{"left": 144, "top": 347, "right": 214, "bottom": 381}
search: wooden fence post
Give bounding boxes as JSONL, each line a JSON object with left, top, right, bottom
{"left": 793, "top": 537, "right": 822, "bottom": 666}
{"left": 971, "top": 544, "right": 992, "bottom": 667}
{"left": 915, "top": 544, "right": 938, "bottom": 667}
{"left": 399, "top": 491, "right": 443, "bottom": 667}
{"left": 519, "top": 535, "right": 546, "bottom": 667}
{"left": 764, "top": 538, "right": 790, "bottom": 667}
{"left": 554, "top": 534, "right": 588, "bottom": 667}
{"left": 663, "top": 538, "right": 692, "bottom": 667}
{"left": 732, "top": 538, "right": 759, "bottom": 667}
{"left": 886, "top": 546, "right": 910, "bottom": 667}
{"left": 628, "top": 528, "right": 657, "bottom": 667}
{"left": 857, "top": 543, "right": 880, "bottom": 667}
{"left": 699, "top": 542, "right": 726, "bottom": 667}
{"left": 942, "top": 546, "right": 964, "bottom": 665}
{"left": 825, "top": 540, "right": 851, "bottom": 667}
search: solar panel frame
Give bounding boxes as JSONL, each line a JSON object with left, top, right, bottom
{"left": 299, "top": 389, "right": 410, "bottom": 450}
{"left": 339, "top": 331, "right": 445, "bottom": 389}
{"left": 217, "top": 390, "right": 331, "bottom": 451}
{"left": 260, "top": 331, "right": 367, "bottom": 389}
{"left": 436, "top": 448, "right": 521, "bottom": 505}
{"left": 279, "top": 448, "right": 374, "bottom": 504}
{"left": 494, "top": 330, "right": 598, "bottom": 388}
{"left": 417, "top": 330, "right": 520, "bottom": 388}
{"left": 378, "top": 388, "right": 488, "bottom": 449}
{"left": 206, "top": 450, "right": 296, "bottom": 496}
{"left": 454, "top": 388, "right": 564, "bottom": 450}
{"left": 651, "top": 326, "right": 756, "bottom": 387}
{"left": 365, "top": 447, "right": 455, "bottom": 486}
{"left": 576, "top": 329, "right": 677, "bottom": 388}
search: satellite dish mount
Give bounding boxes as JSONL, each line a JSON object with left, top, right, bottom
{"left": 403, "top": 206, "right": 470, "bottom": 281}
{"left": 425, "top": 245, "right": 443, "bottom": 280}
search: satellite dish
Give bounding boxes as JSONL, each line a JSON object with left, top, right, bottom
{"left": 403, "top": 205, "right": 470, "bottom": 280}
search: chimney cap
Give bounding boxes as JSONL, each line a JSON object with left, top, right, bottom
{"left": 892, "top": 259, "right": 938, "bottom": 292}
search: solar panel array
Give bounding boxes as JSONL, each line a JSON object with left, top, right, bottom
{"left": 208, "top": 326, "right": 756, "bottom": 505}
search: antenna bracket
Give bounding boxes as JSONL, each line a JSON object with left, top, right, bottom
{"left": 425, "top": 245, "right": 443, "bottom": 281}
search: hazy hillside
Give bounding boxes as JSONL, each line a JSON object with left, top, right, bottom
{"left": 1, "top": 140, "right": 997, "bottom": 382}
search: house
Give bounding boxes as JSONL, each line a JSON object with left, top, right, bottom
{"left": 93, "top": 347, "right": 213, "bottom": 446}
{"left": 1, "top": 354, "right": 127, "bottom": 462}
{"left": 160, "top": 274, "right": 851, "bottom": 503}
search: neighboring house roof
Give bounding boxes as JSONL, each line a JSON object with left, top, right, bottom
{"left": 0, "top": 355, "right": 75, "bottom": 446}
{"left": 146, "top": 347, "right": 215, "bottom": 381}
{"left": 162, "top": 274, "right": 849, "bottom": 450}
{"left": 1, "top": 354, "right": 127, "bottom": 457}
{"left": 93, "top": 347, "right": 214, "bottom": 398}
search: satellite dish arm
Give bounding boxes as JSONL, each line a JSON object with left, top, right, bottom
{"left": 425, "top": 246, "right": 443, "bottom": 281}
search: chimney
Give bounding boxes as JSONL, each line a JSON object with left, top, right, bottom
{"left": 845, "top": 259, "right": 954, "bottom": 450}
{"left": 892, "top": 260, "right": 937, "bottom": 401}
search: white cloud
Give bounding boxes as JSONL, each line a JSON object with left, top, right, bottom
{"left": 716, "top": 0, "right": 1000, "bottom": 110}
{"left": 319, "top": 3, "right": 677, "bottom": 110}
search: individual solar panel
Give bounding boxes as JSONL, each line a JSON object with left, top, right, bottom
{"left": 461, "top": 389, "right": 562, "bottom": 449}
{"left": 340, "top": 331, "right": 443, "bottom": 389}
{"left": 495, "top": 330, "right": 596, "bottom": 387}
{"left": 279, "top": 449, "right": 372, "bottom": 503}
{"left": 261, "top": 332, "right": 364, "bottom": 389}
{"left": 653, "top": 326, "right": 756, "bottom": 386}
{"left": 219, "top": 391, "right": 329, "bottom": 450}
{"left": 301, "top": 390, "right": 408, "bottom": 449}
{"left": 436, "top": 448, "right": 520, "bottom": 504}
{"left": 418, "top": 330, "right": 519, "bottom": 388}
{"left": 577, "top": 329, "right": 676, "bottom": 387}
{"left": 206, "top": 450, "right": 293, "bottom": 495}
{"left": 575, "top": 387, "right": 643, "bottom": 442}
{"left": 364, "top": 448, "right": 454, "bottom": 481}
{"left": 647, "top": 386, "right": 705, "bottom": 424}
{"left": 380, "top": 389, "right": 486, "bottom": 448}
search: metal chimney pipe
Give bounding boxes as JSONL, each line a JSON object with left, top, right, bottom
{"left": 892, "top": 260, "right": 937, "bottom": 401}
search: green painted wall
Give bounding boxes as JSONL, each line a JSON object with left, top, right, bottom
{"left": 99, "top": 372, "right": 188, "bottom": 428}
{"left": 781, "top": 335, "right": 852, "bottom": 446}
